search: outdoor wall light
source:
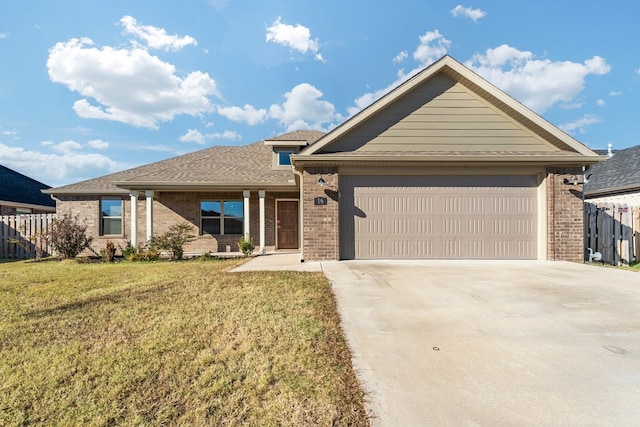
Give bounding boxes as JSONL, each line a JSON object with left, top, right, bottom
{"left": 317, "top": 176, "right": 328, "bottom": 186}
{"left": 563, "top": 173, "right": 592, "bottom": 186}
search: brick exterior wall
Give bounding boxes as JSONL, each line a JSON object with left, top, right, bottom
{"left": 55, "top": 190, "right": 297, "bottom": 257}
{"left": 302, "top": 167, "right": 339, "bottom": 261}
{"left": 546, "top": 167, "right": 585, "bottom": 262}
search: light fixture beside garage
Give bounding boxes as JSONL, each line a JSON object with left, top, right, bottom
{"left": 317, "top": 176, "right": 328, "bottom": 186}
{"left": 563, "top": 174, "right": 592, "bottom": 185}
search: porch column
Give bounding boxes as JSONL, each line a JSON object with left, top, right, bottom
{"left": 258, "top": 190, "right": 265, "bottom": 255}
{"left": 243, "top": 190, "right": 250, "bottom": 239}
{"left": 130, "top": 191, "right": 138, "bottom": 247}
{"left": 145, "top": 190, "right": 154, "bottom": 242}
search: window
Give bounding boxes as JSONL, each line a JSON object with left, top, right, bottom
{"left": 101, "top": 198, "right": 122, "bottom": 235}
{"left": 277, "top": 150, "right": 294, "bottom": 166}
{"left": 201, "top": 200, "right": 243, "bottom": 235}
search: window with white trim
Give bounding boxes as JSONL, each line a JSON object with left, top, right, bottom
{"left": 201, "top": 200, "right": 244, "bottom": 235}
{"left": 277, "top": 150, "right": 294, "bottom": 166}
{"left": 100, "top": 197, "right": 122, "bottom": 235}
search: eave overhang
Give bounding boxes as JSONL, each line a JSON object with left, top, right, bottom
{"left": 585, "top": 183, "right": 640, "bottom": 198}
{"left": 291, "top": 154, "right": 605, "bottom": 169}
{"left": 112, "top": 181, "right": 299, "bottom": 192}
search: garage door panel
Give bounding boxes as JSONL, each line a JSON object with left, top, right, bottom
{"left": 340, "top": 175, "right": 538, "bottom": 260}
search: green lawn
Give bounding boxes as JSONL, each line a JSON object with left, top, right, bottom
{"left": 0, "top": 259, "right": 369, "bottom": 426}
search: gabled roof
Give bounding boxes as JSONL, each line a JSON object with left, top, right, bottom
{"left": 46, "top": 130, "right": 325, "bottom": 195}
{"left": 0, "top": 165, "right": 55, "bottom": 208}
{"left": 584, "top": 145, "right": 640, "bottom": 197}
{"left": 296, "top": 55, "right": 602, "bottom": 166}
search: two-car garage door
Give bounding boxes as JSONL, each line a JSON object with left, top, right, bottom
{"left": 339, "top": 175, "right": 539, "bottom": 260}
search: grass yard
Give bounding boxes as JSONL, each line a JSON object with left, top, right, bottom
{"left": 0, "top": 259, "right": 369, "bottom": 426}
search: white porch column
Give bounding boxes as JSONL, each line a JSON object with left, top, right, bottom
{"left": 243, "top": 190, "right": 250, "bottom": 239}
{"left": 130, "top": 191, "right": 138, "bottom": 248}
{"left": 258, "top": 190, "right": 265, "bottom": 255}
{"left": 145, "top": 190, "right": 154, "bottom": 242}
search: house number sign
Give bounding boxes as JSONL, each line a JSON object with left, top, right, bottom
{"left": 314, "top": 197, "right": 328, "bottom": 206}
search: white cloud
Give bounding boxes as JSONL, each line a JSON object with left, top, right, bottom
{"left": 560, "top": 101, "right": 584, "bottom": 110}
{"left": 266, "top": 17, "right": 325, "bottom": 62}
{"left": 559, "top": 114, "right": 602, "bottom": 134}
{"left": 637, "top": 68, "right": 640, "bottom": 75}
{"left": 393, "top": 51, "right": 408, "bottom": 64}
{"left": 51, "top": 140, "right": 82, "bottom": 153}
{"left": 217, "top": 104, "right": 268, "bottom": 126}
{"left": 0, "top": 142, "right": 122, "bottom": 186}
{"left": 269, "top": 83, "right": 341, "bottom": 131}
{"left": 207, "top": 0, "right": 229, "bottom": 10}
{"left": 609, "top": 91, "right": 622, "bottom": 96}
{"left": 413, "top": 30, "right": 451, "bottom": 66}
{"left": 451, "top": 5, "right": 487, "bottom": 22}
{"left": 47, "top": 37, "right": 218, "bottom": 129}
{"left": 0, "top": 33, "right": 7, "bottom": 39}
{"left": 596, "top": 99, "right": 606, "bottom": 107}
{"left": 178, "top": 129, "right": 241, "bottom": 144}
{"left": 119, "top": 16, "right": 196, "bottom": 52}
{"left": 465, "top": 45, "right": 610, "bottom": 112}
{"left": 87, "top": 139, "right": 109, "bottom": 149}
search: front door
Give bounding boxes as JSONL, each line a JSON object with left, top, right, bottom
{"left": 277, "top": 200, "right": 299, "bottom": 249}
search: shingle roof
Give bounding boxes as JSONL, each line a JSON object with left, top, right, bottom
{"left": 46, "top": 130, "right": 325, "bottom": 194}
{"left": 584, "top": 145, "right": 640, "bottom": 196}
{"left": 0, "top": 165, "right": 55, "bottom": 207}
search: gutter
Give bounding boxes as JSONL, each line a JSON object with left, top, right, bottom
{"left": 291, "top": 154, "right": 605, "bottom": 166}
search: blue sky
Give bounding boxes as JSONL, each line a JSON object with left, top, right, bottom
{"left": 1, "top": 0, "right": 638, "bottom": 187}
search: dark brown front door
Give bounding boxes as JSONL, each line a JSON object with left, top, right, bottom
{"left": 277, "top": 200, "right": 299, "bottom": 249}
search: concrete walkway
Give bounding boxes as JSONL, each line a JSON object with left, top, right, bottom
{"left": 230, "top": 252, "right": 322, "bottom": 272}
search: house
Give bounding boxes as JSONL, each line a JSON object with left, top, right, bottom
{"left": 0, "top": 165, "right": 56, "bottom": 215}
{"left": 45, "top": 56, "right": 603, "bottom": 262}
{"left": 584, "top": 144, "right": 640, "bottom": 205}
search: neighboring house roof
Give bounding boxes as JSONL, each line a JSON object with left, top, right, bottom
{"left": 296, "top": 56, "right": 602, "bottom": 166}
{"left": 0, "top": 165, "right": 55, "bottom": 208}
{"left": 45, "top": 130, "right": 325, "bottom": 195}
{"left": 584, "top": 145, "right": 640, "bottom": 197}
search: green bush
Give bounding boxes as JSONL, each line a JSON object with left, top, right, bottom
{"left": 238, "top": 235, "right": 255, "bottom": 257}
{"left": 48, "top": 214, "right": 93, "bottom": 260}
{"left": 149, "top": 222, "right": 195, "bottom": 260}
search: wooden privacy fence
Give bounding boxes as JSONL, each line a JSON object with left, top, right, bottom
{"left": 0, "top": 214, "right": 56, "bottom": 259}
{"left": 584, "top": 202, "right": 640, "bottom": 265}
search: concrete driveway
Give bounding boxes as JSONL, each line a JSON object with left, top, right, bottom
{"left": 321, "top": 260, "right": 640, "bottom": 426}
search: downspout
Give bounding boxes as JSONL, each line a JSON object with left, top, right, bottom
{"left": 292, "top": 166, "right": 305, "bottom": 262}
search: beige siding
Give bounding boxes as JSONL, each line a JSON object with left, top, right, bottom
{"left": 323, "top": 74, "right": 557, "bottom": 153}
{"left": 340, "top": 175, "right": 538, "bottom": 260}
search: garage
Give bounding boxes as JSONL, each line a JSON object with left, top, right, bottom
{"left": 339, "top": 175, "right": 539, "bottom": 260}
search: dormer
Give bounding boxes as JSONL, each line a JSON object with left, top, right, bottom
{"left": 264, "top": 138, "right": 310, "bottom": 170}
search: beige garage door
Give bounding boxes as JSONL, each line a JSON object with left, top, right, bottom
{"left": 339, "top": 175, "right": 538, "bottom": 260}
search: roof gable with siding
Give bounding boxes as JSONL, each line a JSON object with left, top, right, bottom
{"left": 301, "top": 55, "right": 601, "bottom": 163}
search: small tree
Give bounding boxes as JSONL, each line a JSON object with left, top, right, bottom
{"left": 149, "top": 222, "right": 195, "bottom": 260}
{"left": 48, "top": 214, "right": 93, "bottom": 259}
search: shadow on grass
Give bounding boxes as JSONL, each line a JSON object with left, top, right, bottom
{"left": 24, "top": 281, "right": 178, "bottom": 319}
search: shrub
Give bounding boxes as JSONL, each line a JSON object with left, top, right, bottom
{"left": 48, "top": 214, "right": 93, "bottom": 260}
{"left": 121, "top": 242, "right": 136, "bottom": 259}
{"left": 238, "top": 235, "right": 255, "bottom": 257}
{"left": 149, "top": 222, "right": 195, "bottom": 260}
{"left": 126, "top": 245, "right": 161, "bottom": 261}
{"left": 100, "top": 240, "right": 116, "bottom": 262}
